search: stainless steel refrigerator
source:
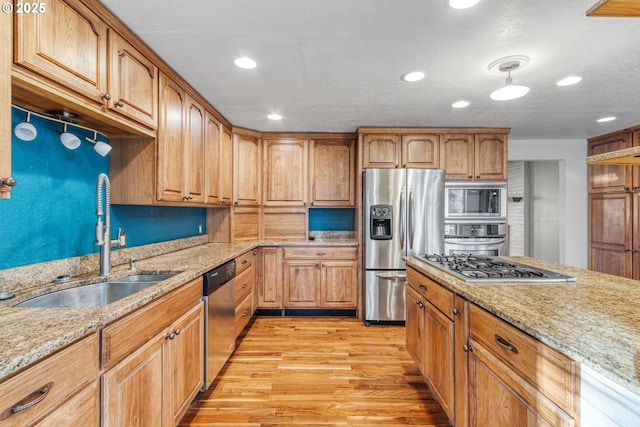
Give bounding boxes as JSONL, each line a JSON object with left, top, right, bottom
{"left": 363, "top": 168, "right": 444, "bottom": 325}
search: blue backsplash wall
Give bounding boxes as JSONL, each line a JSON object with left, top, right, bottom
{"left": 1, "top": 108, "right": 356, "bottom": 270}
{"left": 0, "top": 107, "right": 206, "bottom": 270}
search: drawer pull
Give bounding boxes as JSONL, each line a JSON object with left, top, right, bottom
{"left": 242, "top": 260, "right": 248, "bottom": 265}
{"left": 242, "top": 283, "right": 248, "bottom": 288}
{"left": 419, "top": 284, "right": 427, "bottom": 291}
{"left": 495, "top": 334, "right": 518, "bottom": 354}
{"left": 316, "top": 252, "right": 326, "bottom": 256}
{"left": 1, "top": 382, "right": 54, "bottom": 420}
{"left": 242, "top": 310, "right": 249, "bottom": 316}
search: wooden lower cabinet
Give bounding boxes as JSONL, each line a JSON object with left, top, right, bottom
{"left": 257, "top": 247, "right": 283, "bottom": 308}
{"left": 101, "top": 279, "right": 204, "bottom": 427}
{"left": 468, "top": 340, "right": 575, "bottom": 427}
{"left": 405, "top": 268, "right": 455, "bottom": 421}
{"left": 405, "top": 267, "right": 580, "bottom": 427}
{"left": 405, "top": 285, "right": 427, "bottom": 374}
{"left": 235, "top": 250, "right": 257, "bottom": 336}
{"left": 0, "top": 334, "right": 98, "bottom": 427}
{"left": 283, "top": 260, "right": 321, "bottom": 307}
{"left": 282, "top": 247, "right": 357, "bottom": 309}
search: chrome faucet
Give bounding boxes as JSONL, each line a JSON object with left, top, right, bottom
{"left": 95, "top": 173, "right": 125, "bottom": 276}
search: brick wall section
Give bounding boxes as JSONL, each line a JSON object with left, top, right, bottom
{"left": 508, "top": 161, "right": 526, "bottom": 256}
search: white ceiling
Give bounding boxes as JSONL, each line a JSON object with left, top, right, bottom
{"left": 101, "top": 0, "right": 640, "bottom": 139}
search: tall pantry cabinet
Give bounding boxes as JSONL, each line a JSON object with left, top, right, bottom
{"left": 588, "top": 129, "right": 640, "bottom": 279}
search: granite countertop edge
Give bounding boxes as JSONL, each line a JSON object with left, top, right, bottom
{"left": 0, "top": 239, "right": 358, "bottom": 381}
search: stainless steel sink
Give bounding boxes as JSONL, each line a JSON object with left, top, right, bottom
{"left": 16, "top": 274, "right": 175, "bottom": 308}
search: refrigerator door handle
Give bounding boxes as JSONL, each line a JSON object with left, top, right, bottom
{"left": 375, "top": 272, "right": 407, "bottom": 280}
{"left": 399, "top": 188, "right": 405, "bottom": 250}
{"left": 409, "top": 188, "right": 415, "bottom": 250}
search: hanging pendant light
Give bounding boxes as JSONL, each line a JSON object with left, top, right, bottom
{"left": 488, "top": 56, "right": 530, "bottom": 101}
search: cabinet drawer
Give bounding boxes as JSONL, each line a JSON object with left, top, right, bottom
{"left": 0, "top": 333, "right": 98, "bottom": 426}
{"left": 236, "top": 250, "right": 255, "bottom": 274}
{"left": 235, "top": 267, "right": 253, "bottom": 304}
{"left": 406, "top": 267, "right": 454, "bottom": 318}
{"left": 469, "top": 303, "right": 579, "bottom": 415}
{"left": 283, "top": 247, "right": 357, "bottom": 260}
{"left": 101, "top": 277, "right": 202, "bottom": 370}
{"left": 235, "top": 294, "right": 253, "bottom": 337}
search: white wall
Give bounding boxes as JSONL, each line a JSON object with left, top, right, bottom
{"left": 508, "top": 139, "right": 588, "bottom": 269}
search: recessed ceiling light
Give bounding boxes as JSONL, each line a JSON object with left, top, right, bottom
{"left": 234, "top": 57, "right": 257, "bottom": 69}
{"left": 448, "top": 0, "right": 482, "bottom": 9}
{"left": 597, "top": 116, "right": 616, "bottom": 123}
{"left": 267, "top": 113, "right": 282, "bottom": 121}
{"left": 401, "top": 71, "right": 426, "bottom": 82}
{"left": 556, "top": 76, "right": 583, "bottom": 87}
{"left": 451, "top": 100, "right": 470, "bottom": 108}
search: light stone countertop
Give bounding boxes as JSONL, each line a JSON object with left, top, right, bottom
{"left": 404, "top": 255, "right": 640, "bottom": 397}
{"left": 0, "top": 239, "right": 357, "bottom": 381}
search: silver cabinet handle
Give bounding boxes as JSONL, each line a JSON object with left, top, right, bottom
{"left": 1, "top": 382, "right": 54, "bottom": 420}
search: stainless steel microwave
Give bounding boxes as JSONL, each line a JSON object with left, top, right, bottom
{"left": 444, "top": 182, "right": 507, "bottom": 221}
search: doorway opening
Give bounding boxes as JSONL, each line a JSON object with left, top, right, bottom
{"left": 508, "top": 161, "right": 561, "bottom": 263}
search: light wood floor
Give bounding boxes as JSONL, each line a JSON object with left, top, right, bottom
{"left": 179, "top": 316, "right": 450, "bottom": 427}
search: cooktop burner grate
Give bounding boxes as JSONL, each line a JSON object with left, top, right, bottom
{"left": 418, "top": 254, "right": 576, "bottom": 283}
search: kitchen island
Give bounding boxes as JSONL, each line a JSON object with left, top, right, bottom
{"left": 404, "top": 255, "right": 640, "bottom": 426}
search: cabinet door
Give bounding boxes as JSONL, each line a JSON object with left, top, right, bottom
{"left": 589, "top": 193, "right": 632, "bottom": 277}
{"left": 440, "top": 134, "right": 474, "bottom": 180}
{"left": 263, "top": 139, "right": 308, "bottom": 206}
{"left": 233, "top": 134, "right": 261, "bottom": 205}
{"left": 283, "top": 261, "right": 321, "bottom": 307}
{"left": 475, "top": 134, "right": 507, "bottom": 181}
{"left": 184, "top": 96, "right": 205, "bottom": 203}
{"left": 402, "top": 134, "right": 439, "bottom": 168}
{"left": 469, "top": 340, "right": 575, "bottom": 427}
{"left": 424, "top": 302, "right": 454, "bottom": 420}
{"left": 167, "top": 304, "right": 204, "bottom": 427}
{"left": 219, "top": 127, "right": 233, "bottom": 204}
{"left": 0, "top": 7, "right": 10, "bottom": 199}
{"left": 320, "top": 260, "right": 357, "bottom": 307}
{"left": 310, "top": 138, "right": 355, "bottom": 206}
{"left": 157, "top": 73, "right": 185, "bottom": 202}
{"left": 14, "top": 0, "right": 107, "bottom": 103}
{"left": 361, "top": 134, "right": 400, "bottom": 168}
{"left": 107, "top": 30, "right": 158, "bottom": 129}
{"left": 258, "top": 248, "right": 283, "bottom": 308}
{"left": 405, "top": 285, "right": 426, "bottom": 375}
{"left": 588, "top": 131, "right": 632, "bottom": 193}
{"left": 204, "top": 112, "right": 222, "bottom": 204}
{"left": 102, "top": 333, "right": 167, "bottom": 427}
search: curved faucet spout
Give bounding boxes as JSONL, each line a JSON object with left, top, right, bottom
{"left": 96, "top": 173, "right": 112, "bottom": 276}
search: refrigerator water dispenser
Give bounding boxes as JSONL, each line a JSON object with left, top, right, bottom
{"left": 370, "top": 205, "right": 393, "bottom": 239}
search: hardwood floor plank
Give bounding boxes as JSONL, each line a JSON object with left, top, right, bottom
{"left": 179, "top": 317, "right": 450, "bottom": 427}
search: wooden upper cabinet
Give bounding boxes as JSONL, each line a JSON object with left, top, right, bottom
{"left": 107, "top": 30, "right": 158, "bottom": 128}
{"left": 310, "top": 138, "right": 355, "bottom": 207}
{"left": 402, "top": 134, "right": 439, "bottom": 168}
{"left": 0, "top": 7, "right": 11, "bottom": 198}
{"left": 219, "top": 127, "right": 233, "bottom": 204}
{"left": 475, "top": 134, "right": 507, "bottom": 181}
{"left": 361, "top": 134, "right": 401, "bottom": 168}
{"left": 204, "top": 113, "right": 222, "bottom": 204}
{"left": 14, "top": 0, "right": 108, "bottom": 102}
{"left": 184, "top": 95, "right": 205, "bottom": 203}
{"left": 234, "top": 133, "right": 262, "bottom": 206}
{"left": 263, "top": 138, "right": 308, "bottom": 206}
{"left": 157, "top": 73, "right": 185, "bottom": 202}
{"left": 440, "top": 134, "right": 474, "bottom": 180}
{"left": 588, "top": 131, "right": 633, "bottom": 193}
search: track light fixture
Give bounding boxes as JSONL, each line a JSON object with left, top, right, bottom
{"left": 14, "top": 112, "right": 38, "bottom": 141}
{"left": 86, "top": 131, "right": 112, "bottom": 157}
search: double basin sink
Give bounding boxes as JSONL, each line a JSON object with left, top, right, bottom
{"left": 16, "top": 274, "right": 176, "bottom": 308}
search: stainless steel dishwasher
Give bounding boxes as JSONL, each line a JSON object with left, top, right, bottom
{"left": 202, "top": 259, "right": 236, "bottom": 390}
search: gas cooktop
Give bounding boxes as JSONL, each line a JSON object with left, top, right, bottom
{"left": 418, "top": 254, "right": 577, "bottom": 283}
